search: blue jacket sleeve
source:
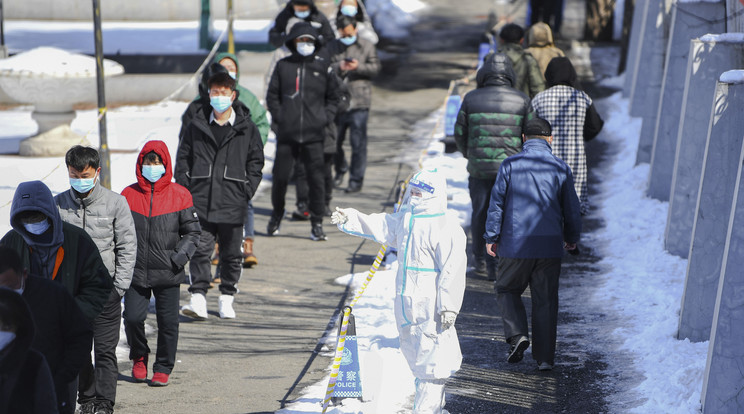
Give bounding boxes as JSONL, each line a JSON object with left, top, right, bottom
{"left": 484, "top": 162, "right": 508, "bottom": 244}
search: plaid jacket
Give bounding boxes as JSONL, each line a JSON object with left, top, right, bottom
{"left": 529, "top": 85, "right": 592, "bottom": 213}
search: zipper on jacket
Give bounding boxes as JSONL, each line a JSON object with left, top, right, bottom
{"left": 299, "top": 62, "right": 305, "bottom": 143}
{"left": 144, "top": 183, "right": 154, "bottom": 279}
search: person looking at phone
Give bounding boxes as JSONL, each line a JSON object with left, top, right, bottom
{"left": 326, "top": 14, "right": 380, "bottom": 194}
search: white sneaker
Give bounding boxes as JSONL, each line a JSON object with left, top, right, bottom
{"left": 218, "top": 295, "right": 236, "bottom": 319}
{"left": 181, "top": 293, "right": 208, "bottom": 320}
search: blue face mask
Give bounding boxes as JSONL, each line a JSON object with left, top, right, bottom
{"left": 70, "top": 175, "right": 97, "bottom": 193}
{"left": 210, "top": 95, "right": 232, "bottom": 113}
{"left": 294, "top": 9, "right": 310, "bottom": 19}
{"left": 23, "top": 219, "right": 50, "bottom": 235}
{"left": 142, "top": 165, "right": 166, "bottom": 183}
{"left": 340, "top": 5, "right": 358, "bottom": 16}
{"left": 340, "top": 35, "right": 357, "bottom": 46}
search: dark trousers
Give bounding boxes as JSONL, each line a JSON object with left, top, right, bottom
{"left": 296, "top": 153, "right": 334, "bottom": 207}
{"left": 78, "top": 289, "right": 121, "bottom": 406}
{"left": 123, "top": 285, "right": 180, "bottom": 374}
{"left": 496, "top": 257, "right": 562, "bottom": 364}
{"left": 189, "top": 219, "right": 243, "bottom": 295}
{"left": 469, "top": 177, "right": 498, "bottom": 276}
{"left": 58, "top": 379, "right": 77, "bottom": 414}
{"left": 272, "top": 140, "right": 326, "bottom": 224}
{"left": 335, "top": 109, "right": 369, "bottom": 186}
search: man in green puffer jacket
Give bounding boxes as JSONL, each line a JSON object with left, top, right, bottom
{"left": 496, "top": 23, "right": 545, "bottom": 98}
{"left": 454, "top": 52, "right": 532, "bottom": 282}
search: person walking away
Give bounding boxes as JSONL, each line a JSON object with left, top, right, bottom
{"left": 175, "top": 72, "right": 264, "bottom": 320}
{"left": 266, "top": 22, "right": 341, "bottom": 240}
{"left": 484, "top": 117, "right": 582, "bottom": 371}
{"left": 528, "top": 57, "right": 604, "bottom": 214}
{"left": 497, "top": 23, "right": 545, "bottom": 98}
{"left": 54, "top": 145, "right": 137, "bottom": 414}
{"left": 211, "top": 53, "right": 270, "bottom": 268}
{"left": 327, "top": 14, "right": 380, "bottom": 193}
{"left": 331, "top": 168, "right": 467, "bottom": 413}
{"left": 269, "top": 0, "right": 335, "bottom": 48}
{"left": 525, "top": 22, "right": 565, "bottom": 78}
{"left": 122, "top": 141, "right": 201, "bottom": 387}
{"left": 1, "top": 181, "right": 112, "bottom": 322}
{"left": 454, "top": 52, "right": 531, "bottom": 281}
{"left": 0, "top": 246, "right": 92, "bottom": 414}
{"left": 0, "top": 288, "right": 58, "bottom": 414}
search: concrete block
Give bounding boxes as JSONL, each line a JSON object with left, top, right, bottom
{"left": 648, "top": 1, "right": 725, "bottom": 202}
{"left": 701, "top": 71, "right": 744, "bottom": 413}
{"left": 678, "top": 74, "right": 744, "bottom": 343}
{"left": 630, "top": 0, "right": 673, "bottom": 164}
{"left": 623, "top": 0, "right": 648, "bottom": 97}
{"left": 666, "top": 35, "right": 744, "bottom": 257}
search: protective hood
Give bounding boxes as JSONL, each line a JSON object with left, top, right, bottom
{"left": 9, "top": 180, "right": 63, "bottom": 250}
{"left": 285, "top": 21, "right": 321, "bottom": 57}
{"left": 403, "top": 168, "right": 448, "bottom": 215}
{"left": 135, "top": 140, "right": 174, "bottom": 193}
{"left": 214, "top": 52, "right": 240, "bottom": 81}
{"left": 526, "top": 22, "right": 555, "bottom": 48}
{"left": 476, "top": 52, "right": 515, "bottom": 88}
{"left": 545, "top": 56, "right": 580, "bottom": 88}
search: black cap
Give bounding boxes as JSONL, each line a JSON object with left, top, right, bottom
{"left": 523, "top": 117, "right": 552, "bottom": 137}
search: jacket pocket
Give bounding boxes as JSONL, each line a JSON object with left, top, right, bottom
{"left": 190, "top": 162, "right": 212, "bottom": 179}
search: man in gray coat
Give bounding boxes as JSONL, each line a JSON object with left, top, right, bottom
{"left": 55, "top": 145, "right": 136, "bottom": 414}
{"left": 329, "top": 14, "right": 381, "bottom": 193}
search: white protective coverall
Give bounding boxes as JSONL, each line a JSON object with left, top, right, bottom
{"left": 335, "top": 169, "right": 467, "bottom": 413}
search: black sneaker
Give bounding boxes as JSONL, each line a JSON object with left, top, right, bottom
{"left": 507, "top": 335, "right": 530, "bottom": 363}
{"left": 538, "top": 361, "right": 554, "bottom": 371}
{"left": 267, "top": 213, "right": 282, "bottom": 236}
{"left": 473, "top": 259, "right": 487, "bottom": 276}
{"left": 93, "top": 401, "right": 114, "bottom": 414}
{"left": 291, "top": 202, "right": 310, "bottom": 221}
{"left": 324, "top": 205, "right": 333, "bottom": 217}
{"left": 310, "top": 223, "right": 328, "bottom": 241}
{"left": 345, "top": 182, "right": 362, "bottom": 193}
{"left": 334, "top": 171, "right": 346, "bottom": 188}
{"left": 79, "top": 402, "right": 96, "bottom": 414}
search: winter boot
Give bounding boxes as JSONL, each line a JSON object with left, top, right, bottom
{"left": 181, "top": 293, "right": 208, "bottom": 320}
{"left": 218, "top": 294, "right": 236, "bottom": 319}
{"left": 210, "top": 243, "right": 220, "bottom": 266}
{"left": 242, "top": 237, "right": 258, "bottom": 268}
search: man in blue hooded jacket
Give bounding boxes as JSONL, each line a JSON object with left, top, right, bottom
{"left": 1, "top": 180, "right": 112, "bottom": 323}
{"left": 484, "top": 118, "right": 581, "bottom": 371}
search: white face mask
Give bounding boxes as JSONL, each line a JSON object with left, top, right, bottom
{"left": 0, "top": 331, "right": 16, "bottom": 351}
{"left": 296, "top": 42, "right": 315, "bottom": 56}
{"left": 23, "top": 219, "right": 50, "bottom": 235}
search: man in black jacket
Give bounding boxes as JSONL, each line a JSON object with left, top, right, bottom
{"left": 266, "top": 22, "right": 341, "bottom": 241}
{"left": 268, "top": 0, "right": 335, "bottom": 49}
{"left": 175, "top": 72, "right": 264, "bottom": 320}
{"left": 0, "top": 246, "right": 92, "bottom": 414}
{"left": 454, "top": 53, "right": 532, "bottom": 282}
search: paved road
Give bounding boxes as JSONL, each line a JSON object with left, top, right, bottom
{"left": 115, "top": 0, "right": 624, "bottom": 412}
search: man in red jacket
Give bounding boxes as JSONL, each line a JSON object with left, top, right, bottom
{"left": 122, "top": 140, "right": 201, "bottom": 387}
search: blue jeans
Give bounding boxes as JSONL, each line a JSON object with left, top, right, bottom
{"left": 335, "top": 109, "right": 370, "bottom": 186}
{"left": 469, "top": 176, "right": 498, "bottom": 277}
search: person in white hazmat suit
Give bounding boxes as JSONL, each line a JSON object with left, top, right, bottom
{"left": 331, "top": 168, "right": 467, "bottom": 413}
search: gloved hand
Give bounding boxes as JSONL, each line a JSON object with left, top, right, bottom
{"left": 331, "top": 207, "right": 349, "bottom": 225}
{"left": 440, "top": 311, "right": 457, "bottom": 330}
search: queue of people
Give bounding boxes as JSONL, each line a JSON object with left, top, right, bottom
{"left": 0, "top": 5, "right": 604, "bottom": 414}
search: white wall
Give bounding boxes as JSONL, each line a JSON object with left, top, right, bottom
{"left": 4, "top": 0, "right": 281, "bottom": 21}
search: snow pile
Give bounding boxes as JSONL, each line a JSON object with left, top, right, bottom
{"left": 365, "top": 0, "right": 427, "bottom": 38}
{"left": 719, "top": 69, "right": 744, "bottom": 84}
{"left": 0, "top": 46, "right": 123, "bottom": 77}
{"left": 589, "top": 90, "right": 708, "bottom": 413}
